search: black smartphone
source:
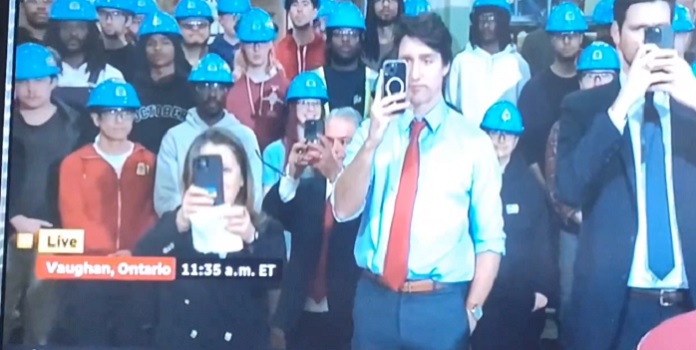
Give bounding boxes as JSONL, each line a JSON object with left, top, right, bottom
{"left": 192, "top": 155, "right": 224, "bottom": 206}
{"left": 382, "top": 59, "right": 408, "bottom": 98}
{"left": 644, "top": 25, "right": 675, "bottom": 49}
{"left": 304, "top": 119, "right": 324, "bottom": 143}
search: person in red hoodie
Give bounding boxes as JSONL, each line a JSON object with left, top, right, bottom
{"left": 226, "top": 8, "right": 289, "bottom": 152}
{"left": 275, "top": 0, "right": 325, "bottom": 80}
{"left": 57, "top": 79, "right": 157, "bottom": 346}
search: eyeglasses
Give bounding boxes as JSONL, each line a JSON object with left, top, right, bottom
{"left": 23, "top": 0, "right": 53, "bottom": 4}
{"left": 375, "top": 0, "right": 397, "bottom": 4}
{"left": 487, "top": 131, "right": 517, "bottom": 140}
{"left": 195, "top": 83, "right": 229, "bottom": 95}
{"left": 580, "top": 71, "right": 616, "bottom": 84}
{"left": 98, "top": 10, "right": 128, "bottom": 21}
{"left": 296, "top": 99, "right": 322, "bottom": 108}
{"left": 552, "top": 33, "right": 584, "bottom": 41}
{"left": 332, "top": 29, "right": 361, "bottom": 40}
{"left": 99, "top": 110, "right": 136, "bottom": 121}
{"left": 180, "top": 20, "right": 210, "bottom": 30}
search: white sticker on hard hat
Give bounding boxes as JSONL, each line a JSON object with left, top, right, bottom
{"left": 592, "top": 50, "right": 603, "bottom": 61}
{"left": 565, "top": 12, "right": 575, "bottom": 21}
{"left": 306, "top": 80, "right": 316, "bottom": 88}
{"left": 69, "top": 1, "right": 81, "bottom": 10}
{"left": 252, "top": 22, "right": 261, "bottom": 30}
{"left": 502, "top": 109, "right": 511, "bottom": 122}
{"left": 208, "top": 64, "right": 219, "bottom": 72}
{"left": 153, "top": 14, "right": 162, "bottom": 26}
{"left": 115, "top": 86, "right": 127, "bottom": 97}
{"left": 188, "top": 0, "right": 196, "bottom": 9}
{"left": 138, "top": 0, "right": 145, "bottom": 6}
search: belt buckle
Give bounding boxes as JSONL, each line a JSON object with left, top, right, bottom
{"left": 403, "top": 282, "right": 414, "bottom": 293}
{"left": 659, "top": 290, "right": 674, "bottom": 307}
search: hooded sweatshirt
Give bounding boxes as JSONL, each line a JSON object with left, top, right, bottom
{"left": 154, "top": 108, "right": 263, "bottom": 216}
{"left": 225, "top": 69, "right": 289, "bottom": 151}
{"left": 131, "top": 73, "right": 197, "bottom": 154}
{"left": 275, "top": 32, "right": 325, "bottom": 80}
{"left": 446, "top": 43, "right": 531, "bottom": 125}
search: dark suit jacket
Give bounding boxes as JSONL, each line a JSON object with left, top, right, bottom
{"left": 555, "top": 80, "right": 696, "bottom": 350}
{"left": 263, "top": 176, "right": 362, "bottom": 333}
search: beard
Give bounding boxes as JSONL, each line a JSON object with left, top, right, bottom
{"left": 330, "top": 51, "right": 359, "bottom": 67}
{"left": 376, "top": 15, "right": 397, "bottom": 27}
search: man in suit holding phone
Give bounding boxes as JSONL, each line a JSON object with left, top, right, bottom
{"left": 555, "top": 0, "right": 696, "bottom": 349}
{"left": 333, "top": 13, "right": 505, "bottom": 350}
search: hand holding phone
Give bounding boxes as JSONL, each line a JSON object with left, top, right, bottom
{"left": 304, "top": 119, "right": 324, "bottom": 144}
{"left": 644, "top": 25, "right": 675, "bottom": 50}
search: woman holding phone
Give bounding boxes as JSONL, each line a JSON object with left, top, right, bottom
{"left": 135, "top": 127, "right": 286, "bottom": 350}
{"left": 261, "top": 72, "right": 328, "bottom": 193}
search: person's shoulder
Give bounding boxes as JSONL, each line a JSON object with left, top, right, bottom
{"left": 264, "top": 139, "right": 285, "bottom": 157}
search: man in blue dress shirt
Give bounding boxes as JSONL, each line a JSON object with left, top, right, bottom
{"left": 332, "top": 13, "right": 506, "bottom": 350}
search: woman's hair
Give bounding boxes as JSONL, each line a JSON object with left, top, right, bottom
{"left": 182, "top": 127, "right": 267, "bottom": 228}
{"left": 134, "top": 34, "right": 192, "bottom": 82}
{"left": 468, "top": 6, "right": 513, "bottom": 50}
{"left": 44, "top": 21, "right": 107, "bottom": 78}
{"left": 233, "top": 44, "right": 285, "bottom": 81}
{"left": 364, "top": 0, "right": 405, "bottom": 62}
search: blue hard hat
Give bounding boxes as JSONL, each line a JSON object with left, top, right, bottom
{"left": 188, "top": 54, "right": 234, "bottom": 84}
{"left": 50, "top": 0, "right": 99, "bottom": 21}
{"left": 472, "top": 0, "right": 512, "bottom": 14}
{"left": 15, "top": 43, "right": 61, "bottom": 81}
{"left": 286, "top": 72, "right": 328, "bottom": 102}
{"left": 546, "top": 2, "right": 588, "bottom": 33}
{"left": 175, "top": 0, "right": 214, "bottom": 22}
{"left": 673, "top": 4, "right": 695, "bottom": 33}
{"left": 326, "top": 2, "right": 366, "bottom": 30}
{"left": 133, "top": 0, "right": 158, "bottom": 15}
{"left": 237, "top": 8, "right": 277, "bottom": 43}
{"left": 94, "top": 0, "right": 136, "bottom": 14}
{"left": 592, "top": 0, "right": 613, "bottom": 26}
{"left": 480, "top": 101, "right": 524, "bottom": 135}
{"left": 139, "top": 10, "right": 182, "bottom": 37}
{"left": 217, "top": 0, "right": 252, "bottom": 15}
{"left": 87, "top": 79, "right": 142, "bottom": 109}
{"left": 317, "top": 0, "right": 337, "bottom": 19}
{"left": 692, "top": 61, "right": 696, "bottom": 76}
{"left": 404, "top": 0, "right": 431, "bottom": 17}
{"left": 577, "top": 42, "right": 620, "bottom": 72}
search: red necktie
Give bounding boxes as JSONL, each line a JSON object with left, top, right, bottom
{"left": 309, "top": 201, "right": 334, "bottom": 302}
{"left": 382, "top": 120, "right": 427, "bottom": 291}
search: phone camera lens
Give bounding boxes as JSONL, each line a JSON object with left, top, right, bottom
{"left": 199, "top": 159, "right": 207, "bottom": 168}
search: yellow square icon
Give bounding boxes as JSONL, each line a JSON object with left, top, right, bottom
{"left": 16, "top": 233, "right": 35, "bottom": 250}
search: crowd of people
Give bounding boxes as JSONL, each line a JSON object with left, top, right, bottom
{"left": 4, "top": 0, "right": 696, "bottom": 349}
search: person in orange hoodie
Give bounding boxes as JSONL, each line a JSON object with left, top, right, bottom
{"left": 226, "top": 8, "right": 289, "bottom": 152}
{"left": 275, "top": 0, "right": 325, "bottom": 80}
{"left": 57, "top": 79, "right": 157, "bottom": 346}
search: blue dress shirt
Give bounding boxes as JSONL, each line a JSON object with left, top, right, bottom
{"left": 332, "top": 98, "right": 507, "bottom": 283}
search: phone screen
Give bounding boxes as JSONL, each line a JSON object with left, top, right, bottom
{"left": 192, "top": 155, "right": 225, "bottom": 205}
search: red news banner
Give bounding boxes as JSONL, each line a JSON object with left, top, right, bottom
{"left": 35, "top": 255, "right": 177, "bottom": 281}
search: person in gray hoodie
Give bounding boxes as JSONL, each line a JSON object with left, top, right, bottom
{"left": 154, "top": 53, "right": 262, "bottom": 216}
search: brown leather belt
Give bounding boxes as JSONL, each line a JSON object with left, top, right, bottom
{"left": 363, "top": 271, "right": 445, "bottom": 293}
{"left": 629, "top": 288, "right": 688, "bottom": 307}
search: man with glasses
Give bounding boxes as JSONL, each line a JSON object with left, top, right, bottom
{"left": 127, "top": 0, "right": 157, "bottom": 43}
{"left": 174, "top": 0, "right": 214, "bottom": 69}
{"left": 446, "top": 0, "right": 530, "bottom": 125}
{"left": 517, "top": 1, "right": 587, "bottom": 185}
{"left": 57, "top": 79, "right": 156, "bottom": 346}
{"left": 276, "top": 0, "right": 325, "bottom": 80}
{"left": 17, "top": 0, "right": 53, "bottom": 45}
{"left": 154, "top": 53, "right": 262, "bottom": 217}
{"left": 95, "top": 0, "right": 138, "bottom": 81}
{"left": 311, "top": 1, "right": 377, "bottom": 118}
{"left": 363, "top": 0, "right": 404, "bottom": 71}
{"left": 543, "top": 41, "right": 620, "bottom": 325}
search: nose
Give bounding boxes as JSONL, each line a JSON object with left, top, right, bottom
{"left": 410, "top": 62, "right": 422, "bottom": 82}
{"left": 332, "top": 141, "right": 345, "bottom": 158}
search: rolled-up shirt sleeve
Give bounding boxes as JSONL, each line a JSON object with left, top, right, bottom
{"left": 330, "top": 119, "right": 371, "bottom": 223}
{"left": 468, "top": 137, "right": 506, "bottom": 255}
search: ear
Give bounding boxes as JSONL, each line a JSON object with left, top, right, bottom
{"left": 90, "top": 113, "right": 100, "bottom": 127}
{"left": 610, "top": 21, "right": 621, "bottom": 48}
